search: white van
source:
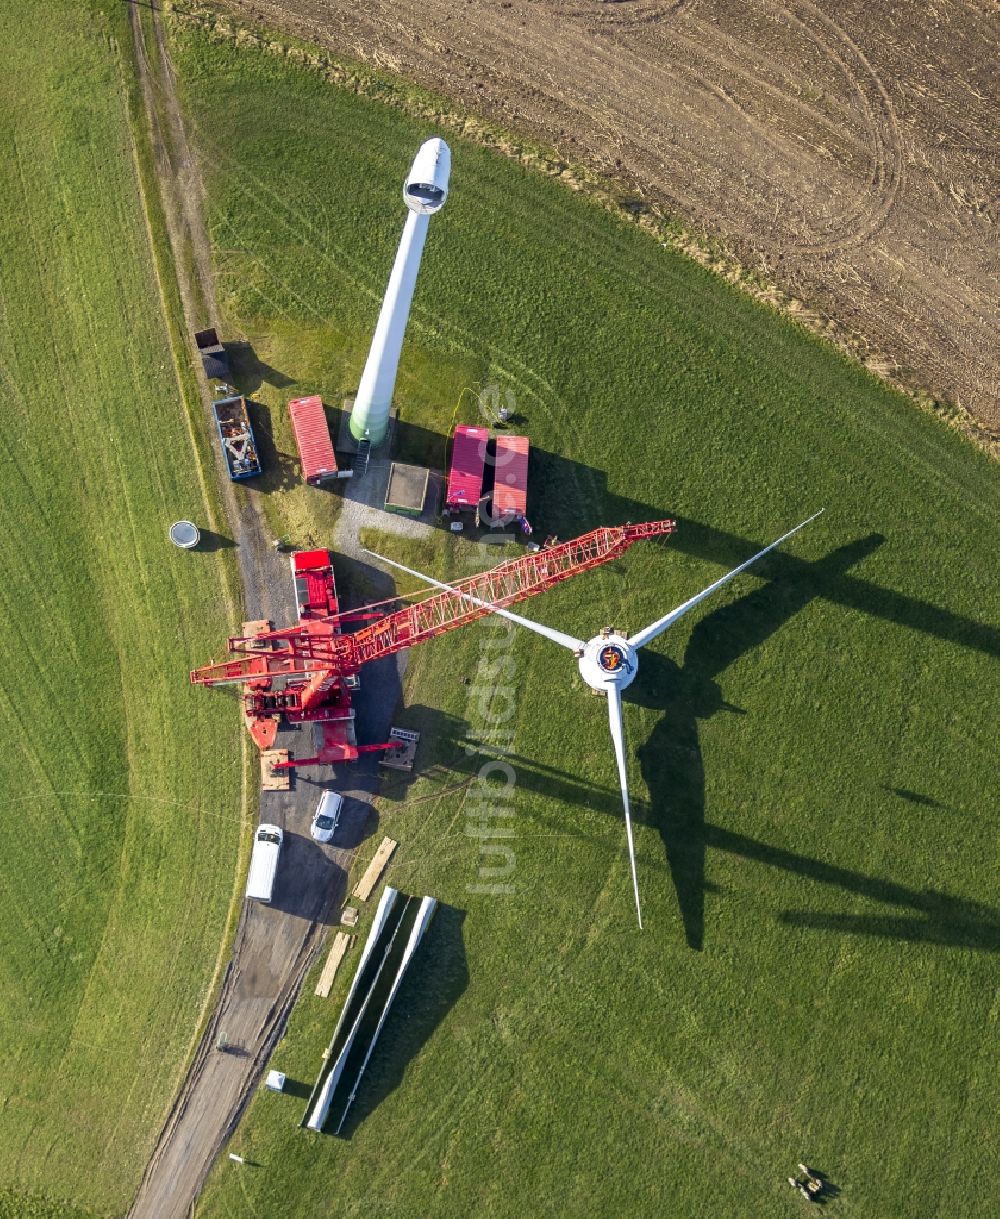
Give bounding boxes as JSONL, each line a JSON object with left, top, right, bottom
{"left": 246, "top": 823, "right": 283, "bottom": 903}
{"left": 310, "top": 791, "right": 343, "bottom": 844}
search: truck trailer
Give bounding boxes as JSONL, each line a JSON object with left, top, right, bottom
{"left": 213, "top": 395, "right": 262, "bottom": 481}
{"left": 481, "top": 433, "right": 529, "bottom": 530}
{"left": 194, "top": 326, "right": 233, "bottom": 389}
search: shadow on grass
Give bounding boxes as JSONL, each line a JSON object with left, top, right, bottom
{"left": 497, "top": 753, "right": 1000, "bottom": 952}
{"left": 337, "top": 903, "right": 469, "bottom": 1137}
{"left": 276, "top": 1077, "right": 313, "bottom": 1100}
{"left": 630, "top": 533, "right": 883, "bottom": 948}
{"left": 883, "top": 785, "right": 944, "bottom": 809}
{"left": 226, "top": 339, "right": 295, "bottom": 392}
{"left": 194, "top": 528, "right": 237, "bottom": 552}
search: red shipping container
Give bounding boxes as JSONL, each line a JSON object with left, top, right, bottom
{"left": 288, "top": 395, "right": 338, "bottom": 484}
{"left": 489, "top": 433, "right": 529, "bottom": 521}
{"left": 446, "top": 425, "right": 489, "bottom": 510}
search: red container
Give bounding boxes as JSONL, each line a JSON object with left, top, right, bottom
{"left": 288, "top": 395, "right": 338, "bottom": 484}
{"left": 446, "top": 425, "right": 490, "bottom": 510}
{"left": 489, "top": 433, "right": 529, "bottom": 522}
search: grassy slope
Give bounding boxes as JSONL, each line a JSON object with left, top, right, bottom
{"left": 172, "top": 23, "right": 1000, "bottom": 1219}
{"left": 0, "top": 4, "right": 241, "bottom": 1213}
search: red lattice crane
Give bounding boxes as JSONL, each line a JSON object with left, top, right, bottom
{"left": 191, "top": 520, "right": 676, "bottom": 767}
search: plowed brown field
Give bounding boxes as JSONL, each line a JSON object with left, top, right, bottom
{"left": 238, "top": 0, "right": 998, "bottom": 429}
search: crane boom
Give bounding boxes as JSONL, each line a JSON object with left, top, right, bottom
{"left": 192, "top": 522, "right": 674, "bottom": 683}
{"left": 351, "top": 519, "right": 674, "bottom": 664}
{"left": 190, "top": 520, "right": 676, "bottom": 727}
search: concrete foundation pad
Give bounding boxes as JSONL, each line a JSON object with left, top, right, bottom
{"left": 385, "top": 463, "right": 430, "bottom": 515}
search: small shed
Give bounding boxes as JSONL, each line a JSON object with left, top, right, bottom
{"left": 288, "top": 395, "right": 342, "bottom": 484}
{"left": 484, "top": 433, "right": 529, "bottom": 528}
{"left": 445, "top": 425, "right": 489, "bottom": 514}
{"left": 385, "top": 463, "right": 429, "bottom": 517}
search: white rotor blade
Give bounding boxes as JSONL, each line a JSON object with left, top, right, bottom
{"left": 628, "top": 510, "right": 824, "bottom": 650}
{"left": 362, "top": 548, "right": 585, "bottom": 652}
{"left": 608, "top": 686, "right": 643, "bottom": 929}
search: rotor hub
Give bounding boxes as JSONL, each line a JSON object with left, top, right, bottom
{"left": 577, "top": 632, "right": 638, "bottom": 693}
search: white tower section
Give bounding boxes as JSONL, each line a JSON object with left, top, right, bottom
{"left": 349, "top": 138, "right": 451, "bottom": 445}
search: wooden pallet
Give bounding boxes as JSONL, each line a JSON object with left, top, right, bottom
{"left": 314, "top": 932, "right": 353, "bottom": 998}
{"left": 353, "top": 836, "right": 397, "bottom": 901}
{"left": 261, "top": 749, "right": 290, "bottom": 791}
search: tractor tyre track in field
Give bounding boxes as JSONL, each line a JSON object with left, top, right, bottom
{"left": 126, "top": 8, "right": 393, "bottom": 1216}
{"left": 238, "top": 0, "right": 998, "bottom": 428}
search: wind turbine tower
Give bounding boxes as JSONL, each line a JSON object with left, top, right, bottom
{"left": 349, "top": 138, "right": 451, "bottom": 446}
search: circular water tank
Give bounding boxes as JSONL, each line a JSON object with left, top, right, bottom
{"left": 169, "top": 520, "right": 200, "bottom": 550}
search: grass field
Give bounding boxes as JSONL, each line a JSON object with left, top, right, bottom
{"left": 173, "top": 17, "right": 999, "bottom": 1218}
{"left": 0, "top": 3, "right": 242, "bottom": 1214}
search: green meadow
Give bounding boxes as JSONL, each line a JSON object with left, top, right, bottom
{"left": 0, "top": 3, "right": 241, "bottom": 1214}
{"left": 168, "top": 17, "right": 1000, "bottom": 1219}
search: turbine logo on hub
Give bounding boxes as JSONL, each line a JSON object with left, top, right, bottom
{"left": 598, "top": 643, "right": 629, "bottom": 674}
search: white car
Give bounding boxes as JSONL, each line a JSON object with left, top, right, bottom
{"left": 310, "top": 791, "right": 343, "bottom": 843}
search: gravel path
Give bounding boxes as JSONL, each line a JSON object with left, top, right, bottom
{"left": 332, "top": 457, "right": 444, "bottom": 556}
{"left": 127, "top": 9, "right": 404, "bottom": 1215}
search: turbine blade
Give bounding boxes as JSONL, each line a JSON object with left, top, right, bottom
{"left": 628, "top": 510, "right": 824, "bottom": 650}
{"left": 608, "top": 686, "right": 643, "bottom": 929}
{"left": 363, "top": 548, "right": 585, "bottom": 651}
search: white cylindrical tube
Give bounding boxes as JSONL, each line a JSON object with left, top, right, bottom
{"left": 349, "top": 138, "right": 450, "bottom": 446}
{"left": 350, "top": 210, "right": 429, "bottom": 444}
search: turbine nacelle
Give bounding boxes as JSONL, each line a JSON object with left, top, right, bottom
{"left": 578, "top": 632, "right": 639, "bottom": 693}
{"left": 404, "top": 137, "right": 451, "bottom": 214}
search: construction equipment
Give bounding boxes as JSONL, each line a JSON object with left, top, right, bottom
{"left": 191, "top": 521, "right": 677, "bottom": 768}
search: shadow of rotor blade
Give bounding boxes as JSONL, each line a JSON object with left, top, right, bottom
{"left": 634, "top": 691, "right": 705, "bottom": 951}
{"left": 680, "top": 535, "right": 884, "bottom": 683}
{"left": 478, "top": 755, "right": 1000, "bottom": 954}
{"left": 669, "top": 517, "right": 1000, "bottom": 660}
{"left": 707, "top": 824, "right": 1000, "bottom": 933}
{"left": 778, "top": 910, "right": 1000, "bottom": 953}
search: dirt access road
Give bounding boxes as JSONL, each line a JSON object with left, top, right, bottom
{"left": 244, "top": 0, "right": 998, "bottom": 430}
{"left": 127, "top": 8, "right": 402, "bottom": 1215}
